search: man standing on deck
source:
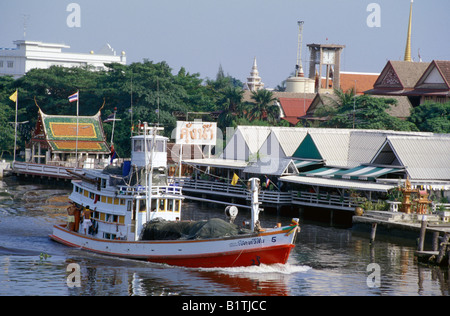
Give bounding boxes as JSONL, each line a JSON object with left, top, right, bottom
{"left": 66, "top": 202, "right": 77, "bottom": 231}
{"left": 82, "top": 205, "right": 92, "bottom": 234}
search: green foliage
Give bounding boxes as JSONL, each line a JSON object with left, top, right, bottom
{"left": 320, "top": 89, "right": 418, "bottom": 131}
{"left": 1, "top": 62, "right": 448, "bottom": 161}
{"left": 247, "top": 89, "right": 279, "bottom": 124}
{"left": 0, "top": 76, "right": 18, "bottom": 158}
{"left": 408, "top": 101, "right": 450, "bottom": 133}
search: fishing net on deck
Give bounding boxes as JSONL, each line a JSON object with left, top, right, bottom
{"left": 140, "top": 218, "right": 252, "bottom": 241}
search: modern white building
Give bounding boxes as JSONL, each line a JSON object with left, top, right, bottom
{"left": 0, "top": 40, "right": 126, "bottom": 78}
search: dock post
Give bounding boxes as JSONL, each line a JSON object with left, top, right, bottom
{"left": 432, "top": 232, "right": 440, "bottom": 252}
{"left": 370, "top": 223, "right": 377, "bottom": 244}
{"left": 436, "top": 233, "right": 449, "bottom": 265}
{"left": 417, "top": 218, "right": 427, "bottom": 252}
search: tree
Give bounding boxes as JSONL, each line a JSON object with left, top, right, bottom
{"left": 321, "top": 89, "right": 418, "bottom": 131}
{"left": 0, "top": 76, "right": 22, "bottom": 158}
{"left": 217, "top": 87, "right": 244, "bottom": 128}
{"left": 248, "top": 89, "right": 279, "bottom": 124}
{"left": 409, "top": 101, "right": 450, "bottom": 133}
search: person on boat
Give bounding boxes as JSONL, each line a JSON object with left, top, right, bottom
{"left": 74, "top": 204, "right": 81, "bottom": 232}
{"left": 66, "top": 202, "right": 77, "bottom": 231}
{"left": 82, "top": 205, "right": 92, "bottom": 235}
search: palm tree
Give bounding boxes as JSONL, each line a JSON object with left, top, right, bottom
{"left": 217, "top": 87, "right": 244, "bottom": 128}
{"left": 248, "top": 89, "right": 279, "bottom": 123}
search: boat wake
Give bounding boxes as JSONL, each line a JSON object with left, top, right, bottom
{"left": 197, "top": 263, "right": 311, "bottom": 275}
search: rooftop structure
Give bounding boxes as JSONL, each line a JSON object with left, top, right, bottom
{"left": 28, "top": 106, "right": 110, "bottom": 167}
{"left": 0, "top": 40, "right": 126, "bottom": 78}
{"left": 404, "top": 0, "right": 414, "bottom": 62}
{"left": 243, "top": 57, "right": 264, "bottom": 92}
{"left": 366, "top": 60, "right": 450, "bottom": 106}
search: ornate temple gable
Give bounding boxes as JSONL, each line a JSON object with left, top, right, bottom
{"left": 374, "top": 62, "right": 403, "bottom": 89}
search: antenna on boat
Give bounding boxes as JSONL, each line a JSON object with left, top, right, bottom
{"left": 249, "top": 178, "right": 262, "bottom": 232}
{"left": 142, "top": 122, "right": 163, "bottom": 222}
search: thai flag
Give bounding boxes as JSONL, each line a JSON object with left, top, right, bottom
{"left": 110, "top": 145, "right": 117, "bottom": 163}
{"left": 68, "top": 91, "right": 79, "bottom": 103}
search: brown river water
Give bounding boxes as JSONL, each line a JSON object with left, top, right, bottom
{"left": 0, "top": 177, "right": 448, "bottom": 296}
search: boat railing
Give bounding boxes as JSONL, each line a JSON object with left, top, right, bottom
{"left": 117, "top": 185, "right": 183, "bottom": 197}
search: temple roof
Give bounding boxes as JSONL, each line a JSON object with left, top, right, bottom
{"left": 32, "top": 109, "right": 110, "bottom": 153}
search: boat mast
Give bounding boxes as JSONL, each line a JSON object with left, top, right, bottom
{"left": 249, "top": 178, "right": 261, "bottom": 231}
{"left": 143, "top": 123, "right": 159, "bottom": 222}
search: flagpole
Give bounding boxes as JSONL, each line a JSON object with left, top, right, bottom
{"left": 13, "top": 89, "right": 18, "bottom": 164}
{"left": 75, "top": 90, "right": 79, "bottom": 168}
{"left": 111, "top": 107, "right": 117, "bottom": 145}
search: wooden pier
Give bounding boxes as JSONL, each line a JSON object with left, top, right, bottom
{"left": 353, "top": 211, "right": 450, "bottom": 266}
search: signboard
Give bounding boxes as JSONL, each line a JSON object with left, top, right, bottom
{"left": 175, "top": 121, "right": 217, "bottom": 145}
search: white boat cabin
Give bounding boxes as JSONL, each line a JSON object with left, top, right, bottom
{"left": 68, "top": 124, "right": 183, "bottom": 241}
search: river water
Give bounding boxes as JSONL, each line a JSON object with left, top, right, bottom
{"left": 0, "top": 178, "right": 448, "bottom": 296}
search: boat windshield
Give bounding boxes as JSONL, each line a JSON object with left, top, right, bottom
{"left": 133, "top": 139, "right": 166, "bottom": 153}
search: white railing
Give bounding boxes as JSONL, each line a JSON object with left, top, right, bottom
{"left": 178, "top": 178, "right": 293, "bottom": 205}
{"left": 258, "top": 190, "right": 292, "bottom": 204}
{"left": 178, "top": 179, "right": 248, "bottom": 197}
{"left": 12, "top": 161, "right": 78, "bottom": 178}
{"left": 117, "top": 185, "right": 183, "bottom": 197}
{"left": 291, "top": 190, "right": 360, "bottom": 211}
{"left": 176, "top": 179, "right": 380, "bottom": 210}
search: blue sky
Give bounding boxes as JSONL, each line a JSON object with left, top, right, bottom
{"left": 1, "top": 0, "right": 449, "bottom": 88}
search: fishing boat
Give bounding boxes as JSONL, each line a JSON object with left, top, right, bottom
{"left": 49, "top": 123, "right": 300, "bottom": 268}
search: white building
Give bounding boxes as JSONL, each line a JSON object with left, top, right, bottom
{"left": 0, "top": 40, "right": 126, "bottom": 78}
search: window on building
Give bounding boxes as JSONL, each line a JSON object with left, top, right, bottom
{"left": 0, "top": 61, "right": 3, "bottom": 68}
{"left": 7, "top": 61, "right": 13, "bottom": 68}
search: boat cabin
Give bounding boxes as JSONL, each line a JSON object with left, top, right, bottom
{"left": 68, "top": 124, "right": 183, "bottom": 241}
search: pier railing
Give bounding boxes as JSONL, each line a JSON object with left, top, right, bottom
{"left": 178, "top": 179, "right": 249, "bottom": 198}
{"left": 12, "top": 161, "right": 77, "bottom": 179}
{"left": 291, "top": 190, "right": 359, "bottom": 211}
{"left": 178, "top": 178, "right": 350, "bottom": 207}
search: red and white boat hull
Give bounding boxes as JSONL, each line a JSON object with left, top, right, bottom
{"left": 50, "top": 223, "right": 299, "bottom": 268}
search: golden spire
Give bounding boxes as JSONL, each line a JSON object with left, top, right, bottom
{"left": 404, "top": 0, "right": 413, "bottom": 62}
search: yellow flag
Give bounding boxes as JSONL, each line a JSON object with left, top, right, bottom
{"left": 9, "top": 90, "right": 17, "bottom": 102}
{"left": 231, "top": 173, "right": 239, "bottom": 186}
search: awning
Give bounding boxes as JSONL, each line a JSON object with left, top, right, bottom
{"left": 300, "top": 167, "right": 348, "bottom": 178}
{"left": 280, "top": 175, "right": 396, "bottom": 192}
{"left": 244, "top": 158, "right": 298, "bottom": 176}
{"left": 334, "top": 166, "right": 402, "bottom": 181}
{"left": 182, "top": 158, "right": 248, "bottom": 169}
{"left": 294, "top": 159, "right": 323, "bottom": 169}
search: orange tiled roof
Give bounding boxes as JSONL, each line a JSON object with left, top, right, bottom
{"left": 339, "top": 72, "right": 379, "bottom": 95}
{"left": 279, "top": 97, "right": 313, "bottom": 125}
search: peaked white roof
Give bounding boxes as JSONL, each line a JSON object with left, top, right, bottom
{"left": 238, "top": 126, "right": 272, "bottom": 153}
{"left": 271, "top": 127, "right": 308, "bottom": 156}
{"left": 373, "top": 135, "right": 450, "bottom": 180}
{"left": 347, "top": 129, "right": 432, "bottom": 168}
{"left": 308, "top": 129, "right": 351, "bottom": 167}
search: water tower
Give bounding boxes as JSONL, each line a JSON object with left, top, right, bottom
{"left": 285, "top": 21, "right": 315, "bottom": 93}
